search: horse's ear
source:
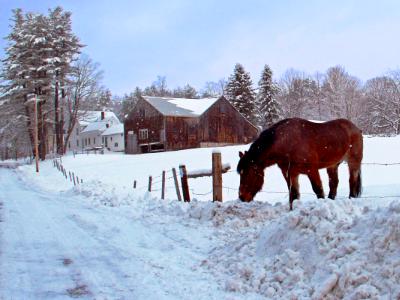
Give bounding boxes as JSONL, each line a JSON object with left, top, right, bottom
{"left": 239, "top": 151, "right": 244, "bottom": 158}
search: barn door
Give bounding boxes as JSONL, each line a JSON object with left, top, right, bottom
{"left": 127, "top": 131, "right": 138, "bottom": 153}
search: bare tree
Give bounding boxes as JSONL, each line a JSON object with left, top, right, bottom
{"left": 278, "top": 69, "right": 314, "bottom": 118}
{"left": 322, "top": 66, "right": 363, "bottom": 124}
{"left": 63, "top": 54, "right": 104, "bottom": 153}
{"left": 363, "top": 71, "right": 400, "bottom": 135}
{"left": 201, "top": 78, "right": 226, "bottom": 97}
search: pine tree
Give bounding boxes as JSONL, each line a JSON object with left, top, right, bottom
{"left": 256, "top": 65, "right": 281, "bottom": 128}
{"left": 1, "top": 10, "right": 52, "bottom": 159}
{"left": 225, "top": 63, "right": 256, "bottom": 123}
{"left": 48, "top": 7, "right": 82, "bottom": 154}
{"left": 1, "top": 7, "right": 83, "bottom": 158}
{"left": 120, "top": 87, "right": 141, "bottom": 119}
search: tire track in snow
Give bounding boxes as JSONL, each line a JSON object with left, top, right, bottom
{"left": 0, "top": 169, "right": 143, "bottom": 299}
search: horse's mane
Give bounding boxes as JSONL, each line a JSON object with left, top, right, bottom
{"left": 237, "top": 119, "right": 285, "bottom": 172}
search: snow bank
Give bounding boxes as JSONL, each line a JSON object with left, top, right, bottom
{"left": 199, "top": 199, "right": 400, "bottom": 299}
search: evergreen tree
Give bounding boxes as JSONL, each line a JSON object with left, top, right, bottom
{"left": 1, "top": 7, "right": 83, "bottom": 158}
{"left": 172, "top": 84, "right": 198, "bottom": 98}
{"left": 120, "top": 87, "right": 141, "bottom": 119}
{"left": 225, "top": 63, "right": 256, "bottom": 123}
{"left": 256, "top": 65, "right": 281, "bottom": 128}
{"left": 48, "top": 7, "right": 82, "bottom": 154}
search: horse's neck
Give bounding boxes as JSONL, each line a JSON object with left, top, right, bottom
{"left": 250, "top": 143, "right": 275, "bottom": 170}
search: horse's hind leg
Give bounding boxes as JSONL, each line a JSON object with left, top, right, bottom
{"left": 280, "top": 166, "right": 300, "bottom": 210}
{"left": 307, "top": 169, "right": 325, "bottom": 199}
{"left": 348, "top": 160, "right": 362, "bottom": 198}
{"left": 327, "top": 164, "right": 339, "bottom": 199}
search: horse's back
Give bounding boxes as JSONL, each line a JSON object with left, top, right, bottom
{"left": 271, "top": 118, "right": 362, "bottom": 169}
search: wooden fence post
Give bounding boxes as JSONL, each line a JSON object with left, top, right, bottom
{"left": 69, "top": 171, "right": 72, "bottom": 182}
{"left": 72, "top": 172, "right": 76, "bottom": 186}
{"left": 76, "top": 176, "right": 79, "bottom": 184}
{"left": 148, "top": 176, "right": 152, "bottom": 192}
{"left": 179, "top": 165, "right": 190, "bottom": 202}
{"left": 161, "top": 171, "right": 166, "bottom": 200}
{"left": 172, "top": 168, "right": 182, "bottom": 201}
{"left": 212, "top": 152, "right": 223, "bottom": 202}
{"left": 133, "top": 180, "right": 137, "bottom": 189}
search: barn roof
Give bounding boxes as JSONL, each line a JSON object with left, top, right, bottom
{"left": 142, "top": 96, "right": 219, "bottom": 117}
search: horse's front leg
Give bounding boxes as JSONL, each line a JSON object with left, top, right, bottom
{"left": 307, "top": 169, "right": 325, "bottom": 199}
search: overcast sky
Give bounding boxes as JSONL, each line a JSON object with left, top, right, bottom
{"left": 1, "top": 0, "right": 400, "bottom": 95}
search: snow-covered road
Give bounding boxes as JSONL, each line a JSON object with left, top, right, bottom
{"left": 0, "top": 169, "right": 222, "bottom": 299}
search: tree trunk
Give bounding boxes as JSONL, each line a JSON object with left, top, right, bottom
{"left": 38, "top": 101, "right": 47, "bottom": 160}
{"left": 24, "top": 97, "right": 35, "bottom": 157}
{"left": 55, "top": 80, "right": 61, "bottom": 154}
{"left": 60, "top": 84, "right": 65, "bottom": 154}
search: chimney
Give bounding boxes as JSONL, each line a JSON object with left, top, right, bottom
{"left": 101, "top": 111, "right": 105, "bottom": 120}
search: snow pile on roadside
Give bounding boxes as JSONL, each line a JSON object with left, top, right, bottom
{"left": 200, "top": 199, "right": 400, "bottom": 299}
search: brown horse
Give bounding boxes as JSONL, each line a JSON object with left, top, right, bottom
{"left": 237, "top": 118, "right": 363, "bottom": 210}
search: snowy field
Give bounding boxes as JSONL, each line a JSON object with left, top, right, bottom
{"left": 1, "top": 135, "right": 400, "bottom": 299}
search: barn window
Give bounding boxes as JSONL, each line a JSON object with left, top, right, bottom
{"left": 139, "top": 129, "right": 149, "bottom": 140}
{"left": 139, "top": 108, "right": 145, "bottom": 118}
{"left": 114, "top": 142, "right": 118, "bottom": 147}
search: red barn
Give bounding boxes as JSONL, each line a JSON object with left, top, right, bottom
{"left": 124, "top": 95, "right": 259, "bottom": 154}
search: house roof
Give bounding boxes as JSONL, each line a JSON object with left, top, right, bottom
{"left": 102, "top": 124, "right": 124, "bottom": 136}
{"left": 142, "top": 96, "right": 219, "bottom": 117}
{"left": 81, "top": 121, "right": 110, "bottom": 134}
{"left": 79, "top": 111, "right": 119, "bottom": 126}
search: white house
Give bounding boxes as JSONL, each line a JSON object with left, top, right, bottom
{"left": 101, "top": 123, "right": 124, "bottom": 152}
{"left": 65, "top": 111, "right": 122, "bottom": 152}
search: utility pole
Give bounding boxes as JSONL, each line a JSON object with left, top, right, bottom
{"left": 34, "top": 95, "right": 39, "bottom": 173}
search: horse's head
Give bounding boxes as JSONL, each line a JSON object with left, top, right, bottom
{"left": 237, "top": 151, "right": 264, "bottom": 202}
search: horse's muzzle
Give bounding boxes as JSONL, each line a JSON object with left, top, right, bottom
{"left": 239, "top": 192, "right": 253, "bottom": 202}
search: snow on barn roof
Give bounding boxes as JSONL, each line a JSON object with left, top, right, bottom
{"left": 102, "top": 124, "right": 124, "bottom": 136}
{"left": 79, "top": 111, "right": 118, "bottom": 126}
{"left": 142, "top": 96, "right": 219, "bottom": 117}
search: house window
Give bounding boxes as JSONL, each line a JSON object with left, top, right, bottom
{"left": 94, "top": 137, "right": 96, "bottom": 144}
{"left": 68, "top": 141, "right": 71, "bottom": 149}
{"left": 121, "top": 133, "right": 123, "bottom": 137}
{"left": 105, "top": 137, "right": 108, "bottom": 147}
{"left": 77, "top": 140, "right": 79, "bottom": 147}
{"left": 139, "top": 129, "right": 148, "bottom": 140}
{"left": 114, "top": 142, "right": 118, "bottom": 147}
{"left": 111, "top": 137, "right": 113, "bottom": 141}
{"left": 139, "top": 108, "right": 145, "bottom": 118}
{"left": 88, "top": 138, "right": 91, "bottom": 145}
{"left": 76, "top": 128, "right": 79, "bottom": 135}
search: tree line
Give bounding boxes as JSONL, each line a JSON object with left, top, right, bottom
{"left": 1, "top": 6, "right": 399, "bottom": 161}
{"left": 119, "top": 63, "right": 400, "bottom": 136}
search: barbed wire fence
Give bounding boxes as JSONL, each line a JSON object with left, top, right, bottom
{"left": 53, "top": 158, "right": 84, "bottom": 186}
{"left": 130, "top": 155, "right": 400, "bottom": 203}
{"left": 53, "top": 153, "right": 400, "bottom": 202}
